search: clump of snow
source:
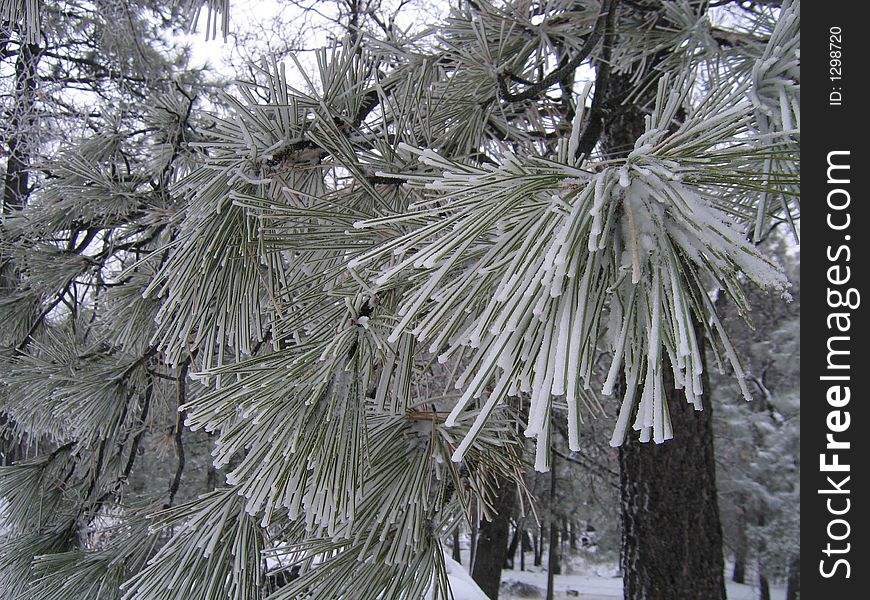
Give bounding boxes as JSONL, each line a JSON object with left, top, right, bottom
{"left": 425, "top": 554, "right": 490, "bottom": 600}
{"left": 444, "top": 558, "right": 491, "bottom": 600}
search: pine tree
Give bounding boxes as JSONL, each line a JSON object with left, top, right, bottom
{"left": 1, "top": 0, "right": 221, "bottom": 597}
{"left": 1, "top": 1, "right": 798, "bottom": 598}
{"left": 715, "top": 242, "right": 800, "bottom": 596}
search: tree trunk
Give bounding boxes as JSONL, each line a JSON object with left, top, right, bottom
{"left": 551, "top": 525, "right": 560, "bottom": 576}
{"left": 561, "top": 515, "right": 569, "bottom": 554}
{"left": 785, "top": 554, "right": 799, "bottom": 600}
{"left": 546, "top": 447, "right": 560, "bottom": 600}
{"left": 453, "top": 527, "right": 463, "bottom": 565}
{"left": 546, "top": 521, "right": 560, "bottom": 600}
{"left": 600, "top": 56, "right": 726, "bottom": 598}
{"left": 1, "top": 41, "right": 40, "bottom": 465}
{"left": 758, "top": 570, "right": 770, "bottom": 600}
{"left": 520, "top": 530, "right": 529, "bottom": 571}
{"left": 506, "top": 521, "right": 523, "bottom": 569}
{"left": 470, "top": 520, "right": 478, "bottom": 569}
{"left": 732, "top": 501, "right": 748, "bottom": 584}
{"left": 756, "top": 512, "right": 770, "bottom": 600}
{"left": 471, "top": 478, "right": 516, "bottom": 599}
{"left": 2, "top": 43, "right": 39, "bottom": 213}
{"left": 618, "top": 332, "right": 726, "bottom": 600}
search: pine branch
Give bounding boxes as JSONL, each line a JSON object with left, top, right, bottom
{"left": 14, "top": 281, "right": 74, "bottom": 355}
{"left": 710, "top": 27, "right": 769, "bottom": 48}
{"left": 83, "top": 436, "right": 109, "bottom": 505}
{"left": 158, "top": 83, "right": 197, "bottom": 184}
{"left": 498, "top": 0, "right": 616, "bottom": 104}
{"left": 117, "top": 378, "right": 154, "bottom": 494}
{"left": 114, "top": 346, "right": 157, "bottom": 384}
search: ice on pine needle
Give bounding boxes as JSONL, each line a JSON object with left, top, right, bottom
{"left": 349, "top": 133, "right": 790, "bottom": 468}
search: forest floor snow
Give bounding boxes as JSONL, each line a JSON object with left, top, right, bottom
{"left": 443, "top": 553, "right": 787, "bottom": 600}
{"left": 497, "top": 567, "right": 787, "bottom": 600}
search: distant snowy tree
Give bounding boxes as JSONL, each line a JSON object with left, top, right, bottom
{"left": 715, "top": 244, "right": 799, "bottom": 597}
{"left": 1, "top": 1, "right": 798, "bottom": 599}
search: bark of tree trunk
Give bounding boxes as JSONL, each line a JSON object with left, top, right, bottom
{"left": 785, "top": 554, "right": 799, "bottom": 600}
{"left": 1, "top": 41, "right": 40, "bottom": 465}
{"left": 2, "top": 43, "right": 39, "bottom": 213}
{"left": 546, "top": 446, "right": 560, "bottom": 600}
{"left": 756, "top": 512, "right": 770, "bottom": 600}
{"left": 453, "top": 527, "right": 463, "bottom": 565}
{"left": 546, "top": 521, "right": 561, "bottom": 590}
{"left": 758, "top": 570, "right": 770, "bottom": 600}
{"left": 618, "top": 339, "right": 727, "bottom": 600}
{"left": 570, "top": 521, "right": 577, "bottom": 551}
{"left": 506, "top": 521, "right": 523, "bottom": 569}
{"left": 520, "top": 530, "right": 528, "bottom": 571}
{"left": 600, "top": 62, "right": 727, "bottom": 600}
{"left": 618, "top": 329, "right": 726, "bottom": 600}
{"left": 471, "top": 477, "right": 516, "bottom": 599}
{"left": 732, "top": 501, "right": 748, "bottom": 584}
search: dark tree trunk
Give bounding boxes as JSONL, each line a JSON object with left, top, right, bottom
{"left": 618, "top": 332, "right": 726, "bottom": 600}
{"left": 547, "top": 519, "right": 562, "bottom": 600}
{"left": 598, "top": 35, "right": 726, "bottom": 593}
{"left": 1, "top": 41, "right": 40, "bottom": 465}
{"left": 534, "top": 529, "right": 543, "bottom": 567}
{"left": 2, "top": 43, "right": 39, "bottom": 214}
{"left": 561, "top": 515, "right": 569, "bottom": 554}
{"left": 521, "top": 530, "right": 530, "bottom": 571}
{"left": 471, "top": 478, "right": 516, "bottom": 599}
{"left": 546, "top": 520, "right": 560, "bottom": 600}
{"left": 785, "top": 554, "right": 799, "bottom": 600}
{"left": 758, "top": 570, "right": 770, "bottom": 600}
{"left": 470, "top": 520, "right": 478, "bottom": 569}
{"left": 453, "top": 527, "right": 463, "bottom": 565}
{"left": 506, "top": 521, "right": 523, "bottom": 569}
{"left": 733, "top": 501, "right": 748, "bottom": 584}
{"left": 756, "top": 512, "right": 770, "bottom": 600}
{"left": 546, "top": 446, "right": 560, "bottom": 600}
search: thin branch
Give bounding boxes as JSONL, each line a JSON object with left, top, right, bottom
{"left": 94, "top": 377, "right": 154, "bottom": 506}
{"left": 14, "top": 282, "right": 74, "bottom": 354}
{"left": 552, "top": 448, "right": 619, "bottom": 484}
{"left": 84, "top": 436, "right": 109, "bottom": 503}
{"left": 710, "top": 27, "right": 769, "bottom": 48}
{"left": 121, "top": 379, "right": 153, "bottom": 480}
{"left": 166, "top": 361, "right": 189, "bottom": 508}
{"left": 498, "top": 0, "right": 615, "bottom": 103}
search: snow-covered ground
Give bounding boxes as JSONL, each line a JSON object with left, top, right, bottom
{"left": 498, "top": 567, "right": 786, "bottom": 600}
{"left": 443, "top": 550, "right": 786, "bottom": 600}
